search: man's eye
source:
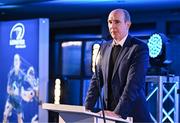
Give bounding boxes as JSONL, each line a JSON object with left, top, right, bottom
{"left": 115, "top": 20, "right": 120, "bottom": 24}
{"left": 108, "top": 21, "right": 112, "bottom": 24}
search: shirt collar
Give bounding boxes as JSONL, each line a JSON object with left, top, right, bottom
{"left": 112, "top": 34, "right": 128, "bottom": 47}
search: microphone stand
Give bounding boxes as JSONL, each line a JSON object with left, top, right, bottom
{"left": 94, "top": 42, "right": 106, "bottom": 123}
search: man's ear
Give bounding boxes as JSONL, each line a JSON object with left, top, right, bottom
{"left": 127, "top": 21, "right": 131, "bottom": 29}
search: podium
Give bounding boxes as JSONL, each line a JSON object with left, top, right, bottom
{"left": 42, "top": 103, "right": 133, "bottom": 123}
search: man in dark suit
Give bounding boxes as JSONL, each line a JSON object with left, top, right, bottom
{"left": 85, "top": 9, "right": 152, "bottom": 122}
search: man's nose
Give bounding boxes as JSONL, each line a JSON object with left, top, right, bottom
{"left": 111, "top": 22, "right": 116, "bottom": 28}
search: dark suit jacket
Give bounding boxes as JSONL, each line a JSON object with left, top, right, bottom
{"left": 85, "top": 35, "right": 152, "bottom": 122}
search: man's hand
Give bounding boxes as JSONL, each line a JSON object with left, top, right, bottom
{"left": 98, "top": 110, "right": 121, "bottom": 118}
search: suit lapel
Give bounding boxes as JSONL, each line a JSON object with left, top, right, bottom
{"left": 105, "top": 43, "right": 113, "bottom": 82}
{"left": 111, "top": 35, "right": 132, "bottom": 79}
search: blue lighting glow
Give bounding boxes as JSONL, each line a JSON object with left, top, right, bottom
{"left": 0, "top": 3, "right": 5, "bottom": 5}
{"left": 53, "top": 0, "right": 112, "bottom": 1}
{"left": 147, "top": 33, "right": 163, "bottom": 58}
{"left": 0, "top": 5, "right": 20, "bottom": 9}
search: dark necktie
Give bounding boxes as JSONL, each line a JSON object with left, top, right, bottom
{"left": 109, "top": 45, "right": 122, "bottom": 79}
{"left": 108, "top": 45, "right": 122, "bottom": 110}
{"left": 111, "top": 45, "right": 122, "bottom": 66}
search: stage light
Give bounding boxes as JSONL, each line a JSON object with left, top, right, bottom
{"left": 54, "top": 78, "right": 61, "bottom": 104}
{"left": 148, "top": 33, "right": 163, "bottom": 58}
{"left": 147, "top": 33, "right": 171, "bottom": 75}
{"left": 92, "top": 43, "right": 100, "bottom": 73}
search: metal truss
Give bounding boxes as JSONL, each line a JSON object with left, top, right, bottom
{"left": 146, "top": 76, "right": 179, "bottom": 123}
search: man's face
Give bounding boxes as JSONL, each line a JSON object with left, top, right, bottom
{"left": 108, "top": 11, "right": 131, "bottom": 41}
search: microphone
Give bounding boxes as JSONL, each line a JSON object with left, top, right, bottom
{"left": 94, "top": 39, "right": 106, "bottom": 123}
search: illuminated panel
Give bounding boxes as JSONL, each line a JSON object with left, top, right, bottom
{"left": 62, "top": 41, "right": 82, "bottom": 76}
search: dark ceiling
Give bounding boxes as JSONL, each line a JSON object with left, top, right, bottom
{"left": 0, "top": 0, "right": 180, "bottom": 21}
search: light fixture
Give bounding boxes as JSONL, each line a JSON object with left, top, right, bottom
{"left": 54, "top": 78, "right": 61, "bottom": 104}
{"left": 147, "top": 33, "right": 171, "bottom": 75}
{"left": 92, "top": 43, "right": 101, "bottom": 73}
{"left": 148, "top": 33, "right": 163, "bottom": 58}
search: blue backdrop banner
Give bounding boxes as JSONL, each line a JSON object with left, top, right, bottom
{"left": 0, "top": 19, "right": 49, "bottom": 123}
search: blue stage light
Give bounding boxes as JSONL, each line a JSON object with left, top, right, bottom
{"left": 147, "top": 33, "right": 170, "bottom": 67}
{"left": 147, "top": 33, "right": 172, "bottom": 75}
{"left": 148, "top": 33, "right": 163, "bottom": 58}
